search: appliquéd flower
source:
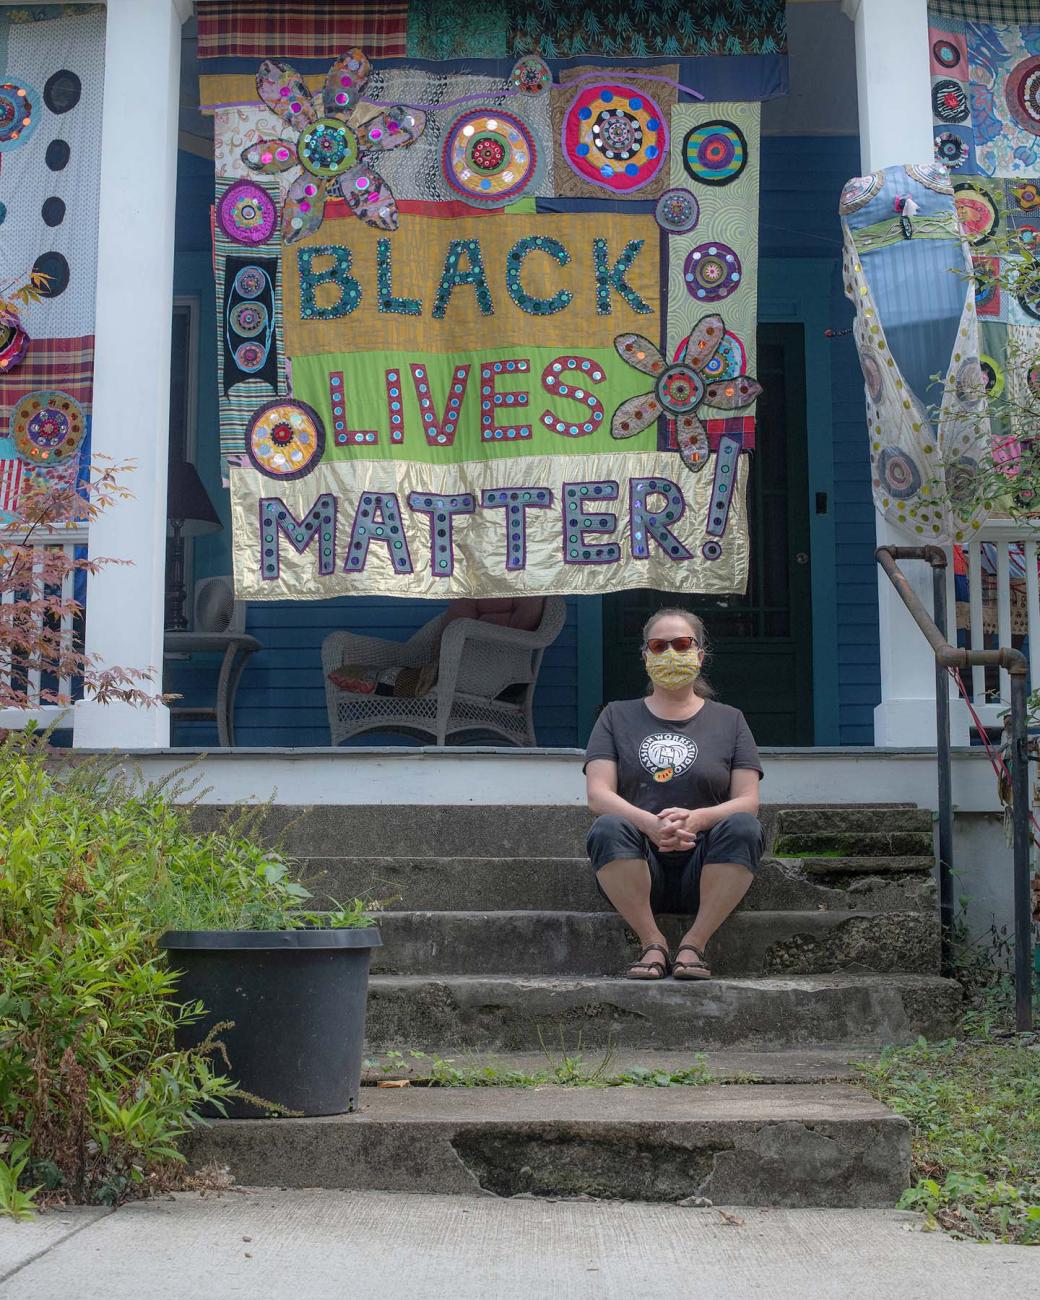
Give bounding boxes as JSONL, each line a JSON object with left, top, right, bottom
{"left": 242, "top": 49, "right": 426, "bottom": 244}
{"left": 611, "top": 314, "right": 762, "bottom": 471}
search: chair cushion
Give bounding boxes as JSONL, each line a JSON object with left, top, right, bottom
{"left": 442, "top": 596, "right": 544, "bottom": 631}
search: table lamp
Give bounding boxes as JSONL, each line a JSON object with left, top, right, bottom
{"left": 166, "top": 460, "right": 223, "bottom": 631}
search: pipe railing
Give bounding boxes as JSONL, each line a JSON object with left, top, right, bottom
{"left": 875, "top": 545, "right": 1033, "bottom": 1033}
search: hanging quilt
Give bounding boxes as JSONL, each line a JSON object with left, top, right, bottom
{"left": 925, "top": 4, "right": 1040, "bottom": 492}
{"left": 0, "top": 3, "right": 104, "bottom": 520}
{"left": 204, "top": 29, "right": 768, "bottom": 601}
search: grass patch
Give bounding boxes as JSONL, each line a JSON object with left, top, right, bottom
{"left": 858, "top": 980, "right": 1040, "bottom": 1245}
{"left": 364, "top": 1046, "right": 716, "bottom": 1089}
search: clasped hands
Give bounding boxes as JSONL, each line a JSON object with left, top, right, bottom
{"left": 643, "top": 806, "right": 712, "bottom": 852}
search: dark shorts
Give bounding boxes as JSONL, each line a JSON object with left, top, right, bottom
{"left": 586, "top": 812, "right": 764, "bottom": 914}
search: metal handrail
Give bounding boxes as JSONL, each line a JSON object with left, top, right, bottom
{"left": 875, "top": 545, "right": 1033, "bottom": 1033}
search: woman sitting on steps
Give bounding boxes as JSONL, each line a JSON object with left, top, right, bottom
{"left": 584, "top": 607, "right": 764, "bottom": 981}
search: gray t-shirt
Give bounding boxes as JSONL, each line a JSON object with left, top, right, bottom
{"left": 584, "top": 698, "right": 763, "bottom": 814}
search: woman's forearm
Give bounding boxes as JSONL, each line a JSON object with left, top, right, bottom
{"left": 693, "top": 793, "right": 759, "bottom": 828}
{"left": 588, "top": 784, "right": 658, "bottom": 833}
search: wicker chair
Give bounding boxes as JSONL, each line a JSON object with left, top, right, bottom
{"left": 321, "top": 597, "right": 566, "bottom": 747}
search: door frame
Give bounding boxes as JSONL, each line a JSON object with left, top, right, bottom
{"left": 575, "top": 256, "right": 840, "bottom": 746}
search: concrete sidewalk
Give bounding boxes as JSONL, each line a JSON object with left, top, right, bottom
{"left": 1, "top": 1190, "right": 1035, "bottom": 1300}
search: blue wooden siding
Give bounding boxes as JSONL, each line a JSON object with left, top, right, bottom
{"left": 169, "top": 138, "right": 880, "bottom": 749}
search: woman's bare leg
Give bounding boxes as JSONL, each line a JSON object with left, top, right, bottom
{"left": 596, "top": 857, "right": 669, "bottom": 955}
{"left": 679, "top": 862, "right": 754, "bottom": 960}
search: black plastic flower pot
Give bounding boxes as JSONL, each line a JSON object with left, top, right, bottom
{"left": 160, "top": 928, "right": 382, "bottom": 1118}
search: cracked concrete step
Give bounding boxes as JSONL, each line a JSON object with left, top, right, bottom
{"left": 369, "top": 909, "right": 939, "bottom": 978}
{"left": 365, "top": 973, "right": 961, "bottom": 1053}
{"left": 361, "top": 1047, "right": 875, "bottom": 1086}
{"left": 180, "top": 1083, "right": 910, "bottom": 1208}
{"left": 776, "top": 808, "right": 933, "bottom": 836}
{"left": 300, "top": 855, "right": 936, "bottom": 914}
{"left": 188, "top": 803, "right": 929, "bottom": 861}
{"left": 772, "top": 831, "right": 934, "bottom": 858}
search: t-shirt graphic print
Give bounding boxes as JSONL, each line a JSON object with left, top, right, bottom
{"left": 639, "top": 732, "right": 699, "bottom": 783}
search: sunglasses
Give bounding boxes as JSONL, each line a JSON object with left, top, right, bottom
{"left": 644, "top": 636, "right": 700, "bottom": 655}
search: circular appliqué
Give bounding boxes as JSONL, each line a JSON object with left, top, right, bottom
{"left": 858, "top": 347, "right": 885, "bottom": 404}
{"left": 297, "top": 116, "right": 360, "bottom": 178}
{"left": 233, "top": 340, "right": 268, "bottom": 373}
{"left": 932, "top": 78, "right": 969, "bottom": 124}
{"left": 839, "top": 172, "right": 883, "bottom": 215}
{"left": 0, "top": 309, "right": 29, "bottom": 375}
{"left": 0, "top": 80, "right": 38, "bottom": 153}
{"left": 955, "top": 356, "right": 986, "bottom": 407}
{"left": 932, "top": 38, "right": 962, "bottom": 71}
{"left": 654, "top": 188, "right": 700, "bottom": 235}
{"left": 655, "top": 363, "right": 704, "bottom": 416}
{"left": 905, "top": 161, "right": 953, "bottom": 194}
{"left": 217, "top": 180, "right": 277, "bottom": 246}
{"left": 1006, "top": 55, "right": 1040, "bottom": 137}
{"left": 674, "top": 329, "right": 747, "bottom": 381}
{"left": 11, "top": 390, "right": 84, "bottom": 466}
{"left": 1017, "top": 277, "right": 1040, "bottom": 322}
{"left": 980, "top": 354, "right": 1004, "bottom": 399}
{"left": 682, "top": 119, "right": 747, "bottom": 187}
{"left": 701, "top": 540, "right": 723, "bottom": 561}
{"left": 561, "top": 82, "right": 667, "bottom": 193}
{"left": 442, "top": 108, "right": 538, "bottom": 206}
{"left": 638, "top": 732, "right": 698, "bottom": 782}
{"left": 230, "top": 301, "right": 269, "bottom": 338}
{"left": 877, "top": 446, "right": 923, "bottom": 500}
{"left": 683, "top": 242, "right": 742, "bottom": 302}
{"left": 945, "top": 456, "right": 979, "bottom": 513}
{"left": 954, "top": 182, "right": 999, "bottom": 245}
{"left": 233, "top": 265, "right": 267, "bottom": 299}
{"left": 509, "top": 55, "right": 551, "bottom": 95}
{"left": 246, "top": 399, "right": 325, "bottom": 480}
{"left": 934, "top": 130, "right": 969, "bottom": 169}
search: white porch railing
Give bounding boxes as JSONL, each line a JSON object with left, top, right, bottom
{"left": 943, "top": 526, "right": 1040, "bottom": 742}
{"left": 0, "top": 525, "right": 88, "bottom": 732}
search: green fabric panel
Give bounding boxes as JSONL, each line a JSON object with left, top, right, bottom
{"left": 291, "top": 345, "right": 654, "bottom": 466}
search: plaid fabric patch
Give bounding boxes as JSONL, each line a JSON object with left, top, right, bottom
{"left": 928, "top": 0, "right": 1040, "bottom": 19}
{"left": 664, "top": 416, "right": 756, "bottom": 453}
{"left": 0, "top": 336, "right": 94, "bottom": 423}
{"left": 196, "top": 1, "right": 408, "bottom": 59}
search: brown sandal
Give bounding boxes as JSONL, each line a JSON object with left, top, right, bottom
{"left": 624, "top": 943, "right": 671, "bottom": 981}
{"left": 673, "top": 944, "right": 712, "bottom": 980}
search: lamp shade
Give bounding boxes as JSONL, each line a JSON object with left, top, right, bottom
{"left": 167, "top": 460, "right": 222, "bottom": 537}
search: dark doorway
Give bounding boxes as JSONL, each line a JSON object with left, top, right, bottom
{"left": 602, "top": 323, "right": 814, "bottom": 745}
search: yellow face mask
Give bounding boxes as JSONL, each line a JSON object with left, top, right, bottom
{"left": 645, "top": 647, "right": 702, "bottom": 689}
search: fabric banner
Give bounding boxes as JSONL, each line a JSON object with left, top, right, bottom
{"left": 196, "top": 1, "right": 787, "bottom": 62}
{"left": 0, "top": 4, "right": 104, "bottom": 520}
{"left": 213, "top": 41, "right": 764, "bottom": 600}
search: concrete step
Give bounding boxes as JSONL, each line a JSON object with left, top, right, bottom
{"left": 189, "top": 803, "right": 930, "bottom": 861}
{"left": 180, "top": 1083, "right": 910, "bottom": 1208}
{"left": 365, "top": 973, "right": 961, "bottom": 1053}
{"left": 370, "top": 909, "right": 939, "bottom": 978}
{"left": 302, "top": 855, "right": 936, "bottom": 914}
{"left": 361, "top": 1047, "right": 873, "bottom": 1086}
{"left": 772, "top": 831, "right": 934, "bottom": 858}
{"left": 776, "top": 808, "right": 933, "bottom": 836}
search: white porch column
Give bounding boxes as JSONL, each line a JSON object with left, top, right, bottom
{"left": 73, "top": 0, "right": 190, "bottom": 748}
{"left": 843, "top": 0, "right": 941, "bottom": 746}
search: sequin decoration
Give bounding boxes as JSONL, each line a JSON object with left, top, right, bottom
{"left": 0, "top": 308, "right": 29, "bottom": 375}
{"left": 839, "top": 172, "right": 883, "bottom": 215}
{"left": 654, "top": 188, "right": 700, "bottom": 235}
{"left": 563, "top": 481, "right": 620, "bottom": 566}
{"left": 683, "top": 243, "right": 742, "bottom": 302}
{"left": 1006, "top": 55, "right": 1040, "bottom": 138}
{"left": 932, "top": 78, "right": 968, "bottom": 124}
{"left": 480, "top": 487, "right": 553, "bottom": 570}
{"left": 10, "top": 391, "right": 84, "bottom": 467}
{"left": 561, "top": 82, "right": 667, "bottom": 194}
{"left": 0, "top": 81, "right": 38, "bottom": 153}
{"left": 246, "top": 400, "right": 325, "bottom": 479}
{"left": 672, "top": 329, "right": 746, "bottom": 381}
{"left": 217, "top": 179, "right": 278, "bottom": 245}
{"left": 682, "top": 120, "right": 747, "bottom": 187}
{"left": 934, "top": 130, "right": 969, "bottom": 169}
{"left": 540, "top": 355, "right": 605, "bottom": 437}
{"left": 442, "top": 108, "right": 538, "bottom": 207}
{"left": 877, "top": 446, "right": 923, "bottom": 500}
{"left": 954, "top": 182, "right": 999, "bottom": 246}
